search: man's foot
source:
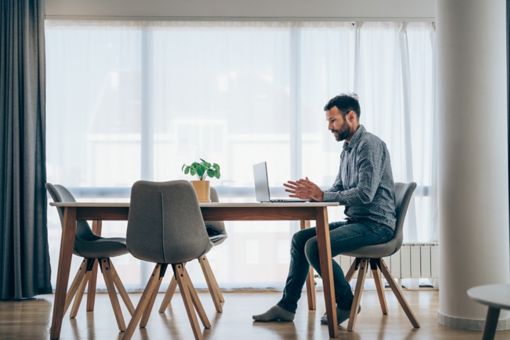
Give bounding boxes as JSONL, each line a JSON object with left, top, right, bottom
{"left": 252, "top": 305, "right": 295, "bottom": 322}
{"left": 320, "top": 305, "right": 361, "bottom": 325}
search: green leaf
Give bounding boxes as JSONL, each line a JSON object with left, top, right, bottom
{"left": 182, "top": 159, "right": 221, "bottom": 180}
{"left": 201, "top": 159, "right": 211, "bottom": 168}
{"left": 196, "top": 167, "right": 206, "bottom": 178}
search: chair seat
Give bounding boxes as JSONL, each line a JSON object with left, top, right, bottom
{"left": 75, "top": 237, "right": 129, "bottom": 258}
{"left": 343, "top": 238, "right": 398, "bottom": 258}
{"left": 206, "top": 223, "right": 227, "bottom": 246}
{"left": 209, "top": 234, "right": 227, "bottom": 246}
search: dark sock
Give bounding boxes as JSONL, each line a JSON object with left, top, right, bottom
{"left": 252, "top": 305, "right": 295, "bottom": 322}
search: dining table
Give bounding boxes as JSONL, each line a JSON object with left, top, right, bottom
{"left": 49, "top": 201, "right": 341, "bottom": 338}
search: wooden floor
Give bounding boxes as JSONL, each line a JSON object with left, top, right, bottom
{"left": 1, "top": 290, "right": 509, "bottom": 339}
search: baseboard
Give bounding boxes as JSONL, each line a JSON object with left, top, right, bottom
{"left": 438, "top": 311, "right": 510, "bottom": 331}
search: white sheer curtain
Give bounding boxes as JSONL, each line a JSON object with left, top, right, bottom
{"left": 45, "top": 20, "right": 436, "bottom": 290}
{"left": 300, "top": 22, "right": 436, "bottom": 243}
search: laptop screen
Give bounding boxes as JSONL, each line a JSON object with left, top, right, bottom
{"left": 253, "top": 162, "right": 271, "bottom": 202}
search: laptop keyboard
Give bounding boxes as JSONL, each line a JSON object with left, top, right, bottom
{"left": 270, "top": 199, "right": 306, "bottom": 203}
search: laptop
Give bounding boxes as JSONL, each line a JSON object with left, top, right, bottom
{"left": 253, "top": 162, "right": 306, "bottom": 203}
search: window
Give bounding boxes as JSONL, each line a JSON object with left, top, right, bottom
{"left": 45, "top": 20, "right": 436, "bottom": 289}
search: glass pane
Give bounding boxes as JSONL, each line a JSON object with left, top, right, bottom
{"left": 150, "top": 23, "right": 292, "bottom": 185}
{"left": 300, "top": 23, "right": 356, "bottom": 186}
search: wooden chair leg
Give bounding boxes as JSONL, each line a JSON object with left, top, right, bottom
{"left": 305, "top": 268, "right": 316, "bottom": 311}
{"left": 159, "top": 262, "right": 188, "bottom": 313}
{"left": 70, "top": 270, "right": 90, "bottom": 318}
{"left": 211, "top": 276, "right": 224, "bottom": 304}
{"left": 174, "top": 264, "right": 204, "bottom": 340}
{"left": 124, "top": 264, "right": 165, "bottom": 340}
{"left": 87, "top": 221, "right": 102, "bottom": 312}
{"left": 378, "top": 259, "right": 420, "bottom": 328}
{"left": 140, "top": 267, "right": 165, "bottom": 328}
{"left": 159, "top": 277, "right": 178, "bottom": 313}
{"left": 201, "top": 256, "right": 224, "bottom": 304}
{"left": 347, "top": 259, "right": 368, "bottom": 331}
{"left": 370, "top": 259, "right": 388, "bottom": 315}
{"left": 100, "top": 258, "right": 126, "bottom": 332}
{"left": 182, "top": 264, "right": 211, "bottom": 329}
{"left": 198, "top": 255, "right": 223, "bottom": 313}
{"left": 109, "top": 261, "right": 135, "bottom": 315}
{"left": 64, "top": 259, "right": 88, "bottom": 315}
{"left": 345, "top": 258, "right": 359, "bottom": 283}
{"left": 301, "top": 220, "right": 316, "bottom": 310}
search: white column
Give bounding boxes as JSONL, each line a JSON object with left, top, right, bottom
{"left": 438, "top": 0, "right": 510, "bottom": 330}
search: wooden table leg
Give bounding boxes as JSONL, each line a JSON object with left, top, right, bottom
{"left": 50, "top": 207, "right": 77, "bottom": 339}
{"left": 315, "top": 207, "right": 338, "bottom": 338}
{"left": 87, "top": 220, "right": 102, "bottom": 312}
{"left": 300, "top": 220, "right": 316, "bottom": 311}
{"left": 482, "top": 307, "right": 500, "bottom": 340}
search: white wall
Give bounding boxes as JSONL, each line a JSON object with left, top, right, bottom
{"left": 45, "top": 0, "right": 435, "bottom": 20}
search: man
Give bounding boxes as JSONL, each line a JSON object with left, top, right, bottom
{"left": 252, "top": 94, "right": 396, "bottom": 325}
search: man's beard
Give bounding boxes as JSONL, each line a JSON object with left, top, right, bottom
{"left": 332, "top": 122, "right": 351, "bottom": 141}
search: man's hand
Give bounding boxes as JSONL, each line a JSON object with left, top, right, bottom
{"left": 283, "top": 177, "right": 324, "bottom": 201}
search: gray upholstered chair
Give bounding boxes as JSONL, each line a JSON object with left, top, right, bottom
{"left": 342, "top": 182, "right": 420, "bottom": 331}
{"left": 124, "top": 180, "right": 213, "bottom": 340}
{"left": 159, "top": 187, "right": 226, "bottom": 314}
{"left": 46, "top": 183, "right": 134, "bottom": 332}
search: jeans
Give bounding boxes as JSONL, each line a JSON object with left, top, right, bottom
{"left": 277, "top": 219, "right": 394, "bottom": 313}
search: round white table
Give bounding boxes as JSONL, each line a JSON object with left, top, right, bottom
{"left": 467, "top": 284, "right": 510, "bottom": 340}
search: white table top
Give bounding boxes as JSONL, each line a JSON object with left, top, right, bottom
{"left": 50, "top": 201, "right": 339, "bottom": 208}
{"left": 467, "top": 284, "right": 510, "bottom": 309}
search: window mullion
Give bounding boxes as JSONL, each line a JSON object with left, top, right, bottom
{"left": 141, "top": 26, "right": 154, "bottom": 181}
{"left": 140, "top": 25, "right": 154, "bottom": 286}
{"left": 290, "top": 26, "right": 302, "bottom": 181}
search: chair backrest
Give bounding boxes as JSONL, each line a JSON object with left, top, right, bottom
{"left": 206, "top": 187, "right": 226, "bottom": 235}
{"left": 392, "top": 182, "right": 417, "bottom": 253}
{"left": 342, "top": 182, "right": 417, "bottom": 258}
{"left": 45, "top": 183, "right": 98, "bottom": 243}
{"left": 126, "top": 180, "right": 212, "bottom": 264}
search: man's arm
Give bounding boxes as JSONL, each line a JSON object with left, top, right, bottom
{"left": 323, "top": 142, "right": 385, "bottom": 205}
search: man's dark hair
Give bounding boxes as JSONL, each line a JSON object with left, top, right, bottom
{"left": 323, "top": 94, "right": 361, "bottom": 118}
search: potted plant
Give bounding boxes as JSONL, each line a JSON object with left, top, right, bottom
{"left": 182, "top": 158, "right": 221, "bottom": 202}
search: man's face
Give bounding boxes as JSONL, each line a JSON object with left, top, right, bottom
{"left": 326, "top": 106, "right": 351, "bottom": 141}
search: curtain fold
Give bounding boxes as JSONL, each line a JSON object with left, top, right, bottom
{"left": 0, "top": 0, "right": 52, "bottom": 299}
{"left": 398, "top": 22, "right": 418, "bottom": 241}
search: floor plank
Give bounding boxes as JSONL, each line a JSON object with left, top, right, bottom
{"left": 0, "top": 290, "right": 509, "bottom": 339}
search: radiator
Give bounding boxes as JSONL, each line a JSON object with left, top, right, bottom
{"left": 338, "top": 242, "right": 439, "bottom": 280}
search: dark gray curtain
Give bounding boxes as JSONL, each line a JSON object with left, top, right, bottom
{"left": 0, "top": 0, "right": 52, "bottom": 299}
